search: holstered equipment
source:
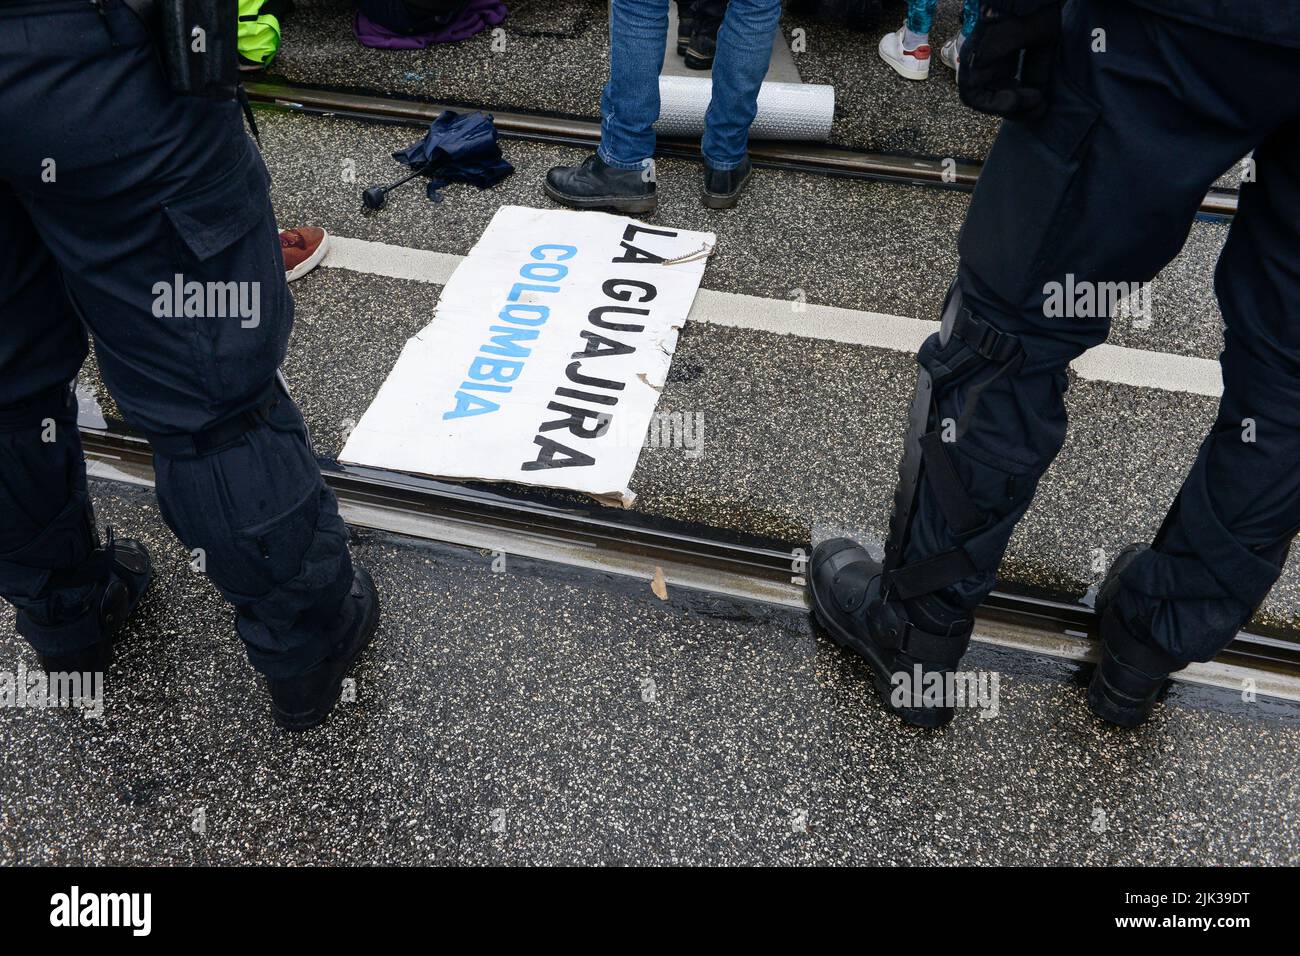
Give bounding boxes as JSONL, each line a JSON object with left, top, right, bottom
{"left": 122, "top": 0, "right": 260, "bottom": 140}
{"left": 124, "top": 0, "right": 239, "bottom": 99}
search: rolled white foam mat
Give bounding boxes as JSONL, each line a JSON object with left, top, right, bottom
{"left": 654, "top": 75, "right": 836, "bottom": 141}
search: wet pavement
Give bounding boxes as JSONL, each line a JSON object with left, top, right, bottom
{"left": 76, "top": 108, "right": 1297, "bottom": 632}
{"left": 267, "top": 1, "right": 1244, "bottom": 183}
{"left": 6, "top": 0, "right": 1290, "bottom": 873}
{"left": 1, "top": 479, "right": 1296, "bottom": 866}
{"left": 258, "top": 112, "right": 1232, "bottom": 362}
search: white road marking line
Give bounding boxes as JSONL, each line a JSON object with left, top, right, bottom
{"left": 325, "top": 235, "right": 462, "bottom": 284}
{"left": 321, "top": 234, "right": 1224, "bottom": 398}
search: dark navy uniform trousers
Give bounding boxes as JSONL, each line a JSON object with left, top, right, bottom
{"left": 0, "top": 0, "right": 351, "bottom": 677}
{"left": 902, "top": 0, "right": 1300, "bottom": 663}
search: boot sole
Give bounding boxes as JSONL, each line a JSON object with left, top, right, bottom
{"left": 1088, "top": 543, "right": 1163, "bottom": 728}
{"left": 273, "top": 574, "right": 381, "bottom": 732}
{"left": 544, "top": 180, "right": 657, "bottom": 215}
{"left": 809, "top": 578, "right": 953, "bottom": 729}
{"left": 702, "top": 191, "right": 741, "bottom": 210}
{"left": 683, "top": 50, "right": 715, "bottom": 70}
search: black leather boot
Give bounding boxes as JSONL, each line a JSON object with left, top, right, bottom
{"left": 1087, "top": 545, "right": 1181, "bottom": 727}
{"left": 702, "top": 157, "right": 753, "bottom": 209}
{"left": 809, "top": 286, "right": 1022, "bottom": 728}
{"left": 34, "top": 530, "right": 152, "bottom": 675}
{"left": 809, "top": 538, "right": 974, "bottom": 728}
{"left": 676, "top": 0, "right": 695, "bottom": 54}
{"left": 684, "top": 0, "right": 725, "bottom": 69}
{"left": 544, "top": 154, "right": 657, "bottom": 214}
{"left": 267, "top": 565, "right": 380, "bottom": 731}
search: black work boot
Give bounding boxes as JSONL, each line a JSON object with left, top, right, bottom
{"left": 809, "top": 538, "right": 974, "bottom": 728}
{"left": 702, "top": 157, "right": 753, "bottom": 209}
{"left": 676, "top": 0, "right": 695, "bottom": 54}
{"left": 544, "top": 154, "right": 657, "bottom": 214}
{"left": 684, "top": 2, "right": 724, "bottom": 69}
{"left": 34, "top": 530, "right": 153, "bottom": 675}
{"left": 267, "top": 565, "right": 380, "bottom": 731}
{"left": 1087, "top": 545, "right": 1181, "bottom": 727}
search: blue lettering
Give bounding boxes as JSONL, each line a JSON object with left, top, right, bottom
{"left": 443, "top": 390, "right": 500, "bottom": 420}
{"left": 482, "top": 326, "right": 540, "bottom": 358}
{"left": 531, "top": 244, "right": 577, "bottom": 261}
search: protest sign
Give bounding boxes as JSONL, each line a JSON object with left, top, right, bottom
{"left": 340, "top": 205, "right": 714, "bottom": 506}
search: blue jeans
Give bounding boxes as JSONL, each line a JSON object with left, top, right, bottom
{"left": 599, "top": 0, "right": 783, "bottom": 172}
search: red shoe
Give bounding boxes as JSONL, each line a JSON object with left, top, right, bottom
{"left": 280, "top": 226, "right": 330, "bottom": 282}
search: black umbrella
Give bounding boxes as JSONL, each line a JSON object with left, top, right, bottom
{"left": 363, "top": 110, "right": 514, "bottom": 210}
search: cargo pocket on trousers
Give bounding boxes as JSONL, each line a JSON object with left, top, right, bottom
{"left": 958, "top": 70, "right": 1101, "bottom": 307}
{"left": 232, "top": 483, "right": 321, "bottom": 594}
{"left": 162, "top": 152, "right": 267, "bottom": 264}
{"left": 160, "top": 148, "right": 287, "bottom": 405}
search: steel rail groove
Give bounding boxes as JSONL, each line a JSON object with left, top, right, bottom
{"left": 243, "top": 79, "right": 1240, "bottom": 216}
{"left": 79, "top": 427, "right": 1300, "bottom": 675}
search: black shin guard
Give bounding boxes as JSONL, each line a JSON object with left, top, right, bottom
{"left": 811, "top": 284, "right": 1029, "bottom": 725}
{"left": 883, "top": 283, "right": 1026, "bottom": 633}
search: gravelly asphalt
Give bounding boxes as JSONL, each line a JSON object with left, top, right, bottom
{"left": 258, "top": 110, "right": 1232, "bottom": 360}
{"left": 267, "top": 0, "right": 1244, "bottom": 191}
{"left": 73, "top": 109, "right": 1298, "bottom": 631}
{"left": 1, "top": 480, "right": 1296, "bottom": 866}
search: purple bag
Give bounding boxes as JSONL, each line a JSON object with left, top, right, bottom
{"left": 353, "top": 0, "right": 509, "bottom": 49}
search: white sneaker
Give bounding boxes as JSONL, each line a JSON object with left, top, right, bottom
{"left": 940, "top": 36, "right": 961, "bottom": 76}
{"left": 878, "top": 26, "right": 931, "bottom": 81}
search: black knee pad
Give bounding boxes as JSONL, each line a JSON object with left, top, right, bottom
{"left": 150, "top": 388, "right": 353, "bottom": 643}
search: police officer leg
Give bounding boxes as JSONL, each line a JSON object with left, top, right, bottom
{"left": 1091, "top": 122, "right": 1300, "bottom": 724}
{"left": 0, "top": 0, "right": 375, "bottom": 728}
{"left": 0, "top": 187, "right": 153, "bottom": 676}
{"left": 809, "top": 0, "right": 1300, "bottom": 726}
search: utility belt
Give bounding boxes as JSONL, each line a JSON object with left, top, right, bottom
{"left": 0, "top": 1, "right": 255, "bottom": 130}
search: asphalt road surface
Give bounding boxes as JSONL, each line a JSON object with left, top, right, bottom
{"left": 1, "top": 480, "right": 1296, "bottom": 865}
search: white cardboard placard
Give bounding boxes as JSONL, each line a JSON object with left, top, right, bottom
{"left": 339, "top": 205, "right": 714, "bottom": 507}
